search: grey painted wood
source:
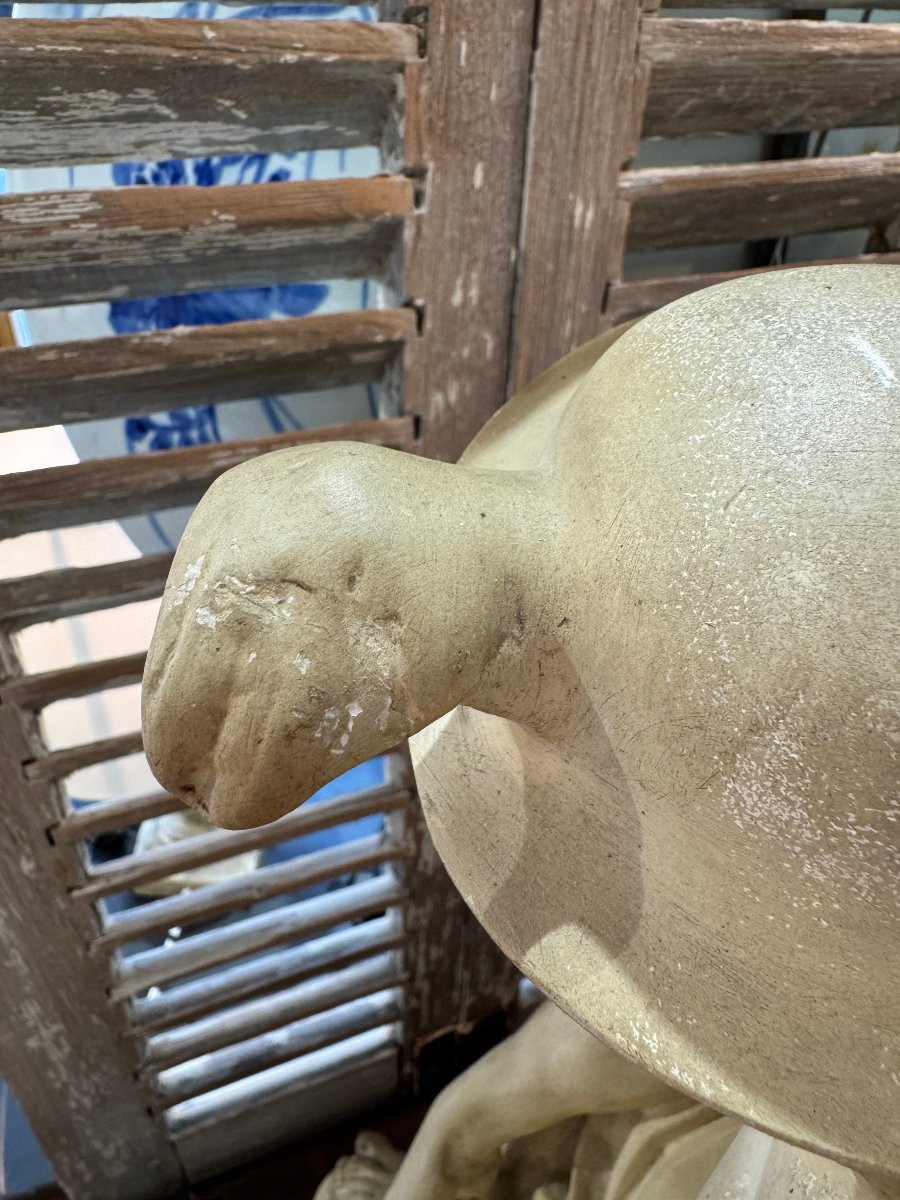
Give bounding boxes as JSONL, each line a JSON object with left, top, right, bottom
{"left": 110, "top": 872, "right": 405, "bottom": 997}
{"left": 0, "top": 682, "right": 183, "bottom": 1199}
{"left": 148, "top": 954, "right": 403, "bottom": 1079}
{"left": 129, "top": 915, "right": 402, "bottom": 1033}
{"left": 169, "top": 1030, "right": 398, "bottom": 1182}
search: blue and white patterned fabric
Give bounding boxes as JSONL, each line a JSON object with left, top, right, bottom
{"left": 7, "top": 2, "right": 382, "bottom": 554}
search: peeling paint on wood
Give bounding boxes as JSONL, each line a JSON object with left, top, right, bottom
{"left": 0, "top": 18, "right": 418, "bottom": 167}
{"left": 0, "top": 176, "right": 413, "bottom": 310}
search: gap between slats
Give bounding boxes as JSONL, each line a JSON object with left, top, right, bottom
{"left": 0, "top": 309, "right": 416, "bottom": 434}
{"left": 643, "top": 19, "right": 900, "bottom": 138}
{"left": 0, "top": 19, "right": 418, "bottom": 168}
{"left": 0, "top": 177, "right": 413, "bottom": 310}
{"left": 0, "top": 415, "right": 415, "bottom": 540}
{"left": 109, "top": 872, "right": 405, "bottom": 998}
{"left": 621, "top": 152, "right": 900, "bottom": 251}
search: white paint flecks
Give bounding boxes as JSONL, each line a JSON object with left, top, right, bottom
{"left": 293, "top": 653, "right": 311, "bottom": 674}
{"left": 248, "top": 652, "right": 257, "bottom": 663}
{"left": 171, "top": 555, "right": 205, "bottom": 606}
{"left": 194, "top": 606, "right": 218, "bottom": 629}
{"left": 473, "top": 161, "right": 485, "bottom": 190}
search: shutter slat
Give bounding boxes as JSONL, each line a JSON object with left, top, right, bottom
{"left": 97, "top": 833, "right": 407, "bottom": 950}
{"left": 0, "top": 309, "right": 416, "bottom": 434}
{"left": 160, "top": 991, "right": 401, "bottom": 1108}
{"left": 0, "top": 415, "right": 416, "bottom": 540}
{"left": 53, "top": 792, "right": 185, "bottom": 845}
{"left": 606, "top": 251, "right": 900, "bottom": 322}
{"left": 110, "top": 873, "right": 405, "bottom": 997}
{"left": 129, "top": 916, "right": 402, "bottom": 1035}
{"left": 622, "top": 153, "right": 900, "bottom": 251}
{"left": 1, "top": 652, "right": 148, "bottom": 709}
{"left": 0, "top": 177, "right": 413, "bottom": 310}
{"left": 24, "top": 731, "right": 144, "bottom": 783}
{"left": 0, "top": 554, "right": 174, "bottom": 629}
{"left": 75, "top": 783, "right": 409, "bottom": 901}
{"left": 0, "top": 19, "right": 417, "bottom": 167}
{"left": 145, "top": 952, "right": 403, "bottom": 1073}
{"left": 644, "top": 19, "right": 900, "bottom": 138}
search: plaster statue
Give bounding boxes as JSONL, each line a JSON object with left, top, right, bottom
{"left": 143, "top": 265, "right": 900, "bottom": 1190}
{"left": 311, "top": 999, "right": 886, "bottom": 1200}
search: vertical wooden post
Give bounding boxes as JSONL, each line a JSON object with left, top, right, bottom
{"left": 395, "top": 0, "right": 540, "bottom": 462}
{"left": 0, "top": 640, "right": 184, "bottom": 1200}
{"left": 510, "top": 0, "right": 654, "bottom": 389}
{"left": 379, "top": 0, "right": 538, "bottom": 1087}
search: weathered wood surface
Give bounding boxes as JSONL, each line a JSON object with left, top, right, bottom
{"left": 643, "top": 19, "right": 900, "bottom": 138}
{"left": 146, "top": 952, "right": 403, "bottom": 1073}
{"left": 0, "top": 650, "right": 147, "bottom": 708}
{"left": 622, "top": 153, "right": 900, "bottom": 251}
{"left": 0, "top": 684, "right": 183, "bottom": 1199}
{"left": 0, "top": 415, "right": 415, "bottom": 538}
{"left": 24, "top": 729, "right": 145, "bottom": 783}
{"left": 98, "top": 835, "right": 406, "bottom": 950}
{"left": 384, "top": 752, "right": 520, "bottom": 1089}
{"left": 606, "top": 251, "right": 900, "bottom": 321}
{"left": 0, "top": 19, "right": 417, "bottom": 167}
{"left": 155, "top": 988, "right": 403, "bottom": 1107}
{"left": 511, "top": 0, "right": 649, "bottom": 389}
{"left": 168, "top": 1029, "right": 398, "bottom": 1184}
{"left": 0, "top": 309, "right": 416, "bottom": 433}
{"left": 129, "top": 915, "right": 402, "bottom": 1034}
{"left": 0, "top": 553, "right": 173, "bottom": 629}
{"left": 81, "top": 782, "right": 409, "bottom": 900}
{"left": 53, "top": 790, "right": 185, "bottom": 845}
{"left": 110, "top": 873, "right": 405, "bottom": 998}
{"left": 0, "top": 177, "right": 413, "bottom": 310}
{"left": 399, "top": 0, "right": 537, "bottom": 460}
